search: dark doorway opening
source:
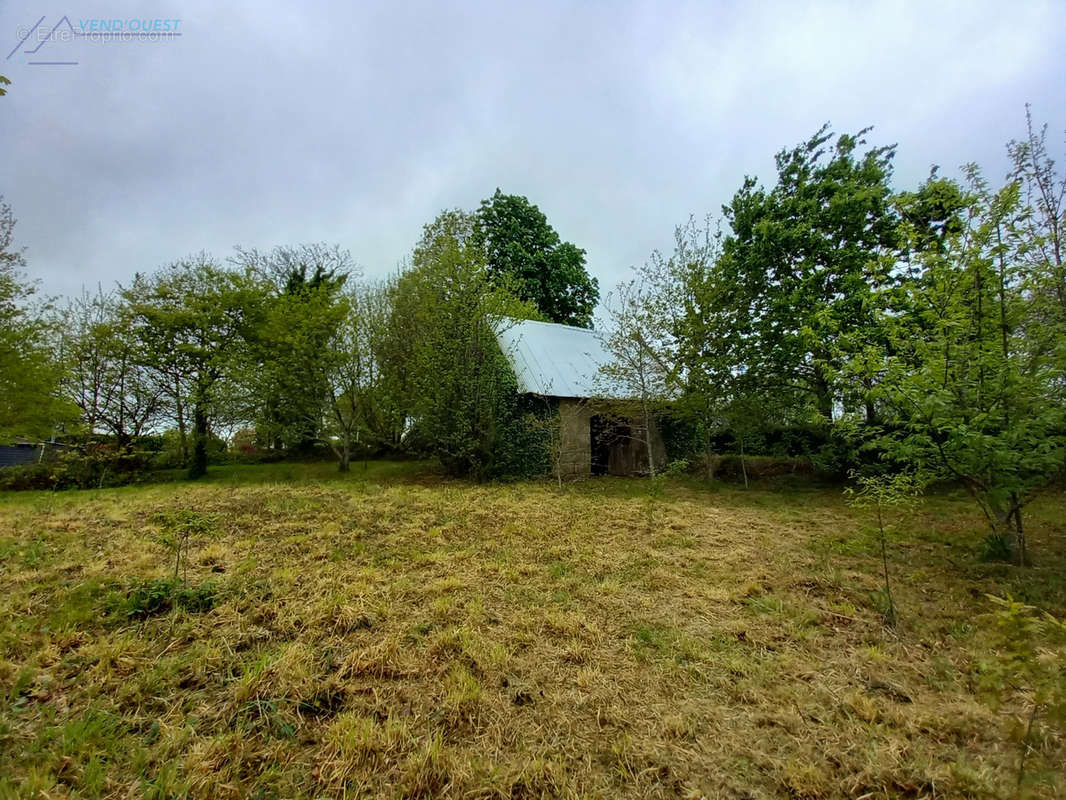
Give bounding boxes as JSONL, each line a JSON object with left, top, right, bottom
{"left": 590, "top": 414, "right": 630, "bottom": 476}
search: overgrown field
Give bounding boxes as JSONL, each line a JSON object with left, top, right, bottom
{"left": 1, "top": 463, "right": 1064, "bottom": 799}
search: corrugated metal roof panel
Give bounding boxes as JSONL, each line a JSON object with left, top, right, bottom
{"left": 495, "top": 318, "right": 617, "bottom": 398}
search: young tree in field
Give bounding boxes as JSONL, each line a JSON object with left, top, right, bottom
{"left": 475, "top": 189, "right": 599, "bottom": 327}
{"left": 980, "top": 596, "right": 1066, "bottom": 794}
{"left": 874, "top": 169, "right": 1066, "bottom": 565}
{"left": 598, "top": 277, "right": 675, "bottom": 478}
{"left": 843, "top": 470, "right": 925, "bottom": 625}
{"left": 0, "top": 199, "right": 79, "bottom": 440}
{"left": 61, "top": 288, "right": 162, "bottom": 446}
{"left": 123, "top": 257, "right": 267, "bottom": 478}
{"left": 394, "top": 209, "right": 537, "bottom": 477}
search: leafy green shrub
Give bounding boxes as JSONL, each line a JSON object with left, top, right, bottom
{"left": 808, "top": 425, "right": 865, "bottom": 480}
{"left": 149, "top": 429, "right": 228, "bottom": 469}
{"left": 110, "top": 578, "right": 219, "bottom": 619}
{"left": 665, "top": 459, "right": 690, "bottom": 477}
{"left": 491, "top": 405, "right": 553, "bottom": 481}
{"left": 57, "top": 448, "right": 154, "bottom": 489}
{"left": 981, "top": 531, "right": 1015, "bottom": 563}
{"left": 656, "top": 413, "right": 702, "bottom": 463}
{"left": 0, "top": 462, "right": 54, "bottom": 490}
{"left": 175, "top": 581, "right": 219, "bottom": 613}
{"left": 0, "top": 448, "right": 156, "bottom": 491}
{"left": 223, "top": 444, "right": 287, "bottom": 465}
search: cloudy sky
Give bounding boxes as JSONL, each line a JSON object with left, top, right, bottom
{"left": 2, "top": 1, "right": 1064, "bottom": 301}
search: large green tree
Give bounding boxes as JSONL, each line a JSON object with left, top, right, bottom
{"left": 653, "top": 216, "right": 785, "bottom": 477}
{"left": 475, "top": 189, "right": 598, "bottom": 327}
{"left": 0, "top": 199, "right": 78, "bottom": 440}
{"left": 123, "top": 257, "right": 267, "bottom": 478}
{"left": 714, "top": 126, "right": 902, "bottom": 423}
{"left": 233, "top": 244, "right": 352, "bottom": 450}
{"left": 61, "top": 288, "right": 163, "bottom": 446}
{"left": 392, "top": 209, "right": 538, "bottom": 477}
{"left": 873, "top": 167, "right": 1065, "bottom": 565}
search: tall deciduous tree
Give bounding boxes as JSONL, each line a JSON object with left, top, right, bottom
{"left": 123, "top": 257, "right": 266, "bottom": 478}
{"left": 61, "top": 288, "right": 162, "bottom": 445}
{"left": 0, "top": 199, "right": 78, "bottom": 440}
{"left": 1008, "top": 106, "right": 1066, "bottom": 379}
{"left": 716, "top": 125, "right": 901, "bottom": 423}
{"left": 475, "top": 189, "right": 598, "bottom": 327}
{"left": 233, "top": 244, "right": 352, "bottom": 450}
{"left": 316, "top": 283, "right": 405, "bottom": 471}
{"left": 394, "top": 209, "right": 537, "bottom": 477}
{"left": 874, "top": 168, "right": 1065, "bottom": 565}
{"left": 661, "top": 216, "right": 774, "bottom": 477}
{"left": 598, "top": 276, "right": 675, "bottom": 477}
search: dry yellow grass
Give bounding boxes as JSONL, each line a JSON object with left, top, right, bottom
{"left": 0, "top": 463, "right": 1063, "bottom": 799}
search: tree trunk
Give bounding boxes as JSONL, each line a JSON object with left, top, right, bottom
{"left": 1012, "top": 496, "right": 1029, "bottom": 567}
{"left": 813, "top": 365, "right": 834, "bottom": 422}
{"left": 188, "top": 403, "right": 208, "bottom": 479}
{"left": 642, "top": 397, "right": 655, "bottom": 478}
{"left": 174, "top": 381, "right": 188, "bottom": 464}
{"left": 739, "top": 435, "right": 749, "bottom": 489}
{"left": 337, "top": 435, "right": 351, "bottom": 472}
{"left": 705, "top": 427, "right": 717, "bottom": 482}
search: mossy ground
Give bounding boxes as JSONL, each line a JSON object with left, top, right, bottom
{"left": 1, "top": 462, "right": 1063, "bottom": 799}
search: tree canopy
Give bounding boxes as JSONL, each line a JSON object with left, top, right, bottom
{"left": 475, "top": 189, "right": 599, "bottom": 327}
{"left": 0, "top": 199, "right": 79, "bottom": 440}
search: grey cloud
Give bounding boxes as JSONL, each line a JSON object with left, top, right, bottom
{"left": 1, "top": 0, "right": 1063, "bottom": 300}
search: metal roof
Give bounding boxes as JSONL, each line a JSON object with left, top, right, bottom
{"left": 495, "top": 317, "right": 615, "bottom": 398}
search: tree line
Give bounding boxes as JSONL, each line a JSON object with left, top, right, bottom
{"left": 0, "top": 191, "right": 595, "bottom": 480}
{"left": 2, "top": 110, "right": 1064, "bottom": 561}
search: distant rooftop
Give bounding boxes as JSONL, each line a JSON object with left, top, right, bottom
{"left": 495, "top": 317, "right": 615, "bottom": 399}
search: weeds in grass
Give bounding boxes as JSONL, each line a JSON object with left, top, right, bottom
{"left": 112, "top": 578, "right": 219, "bottom": 619}
{"left": 843, "top": 470, "right": 926, "bottom": 625}
{"left": 149, "top": 509, "right": 219, "bottom": 583}
{"left": 978, "top": 595, "right": 1066, "bottom": 796}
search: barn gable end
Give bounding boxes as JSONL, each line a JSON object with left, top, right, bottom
{"left": 494, "top": 318, "right": 666, "bottom": 478}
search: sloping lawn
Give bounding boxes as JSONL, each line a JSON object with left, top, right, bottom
{"left": 1, "top": 463, "right": 1063, "bottom": 799}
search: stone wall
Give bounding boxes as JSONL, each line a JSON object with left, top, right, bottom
{"left": 557, "top": 399, "right": 592, "bottom": 477}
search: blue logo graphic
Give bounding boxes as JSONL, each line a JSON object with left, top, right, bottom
{"left": 7, "top": 15, "right": 183, "bottom": 66}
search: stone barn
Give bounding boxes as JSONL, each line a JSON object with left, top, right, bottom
{"left": 495, "top": 318, "right": 667, "bottom": 478}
